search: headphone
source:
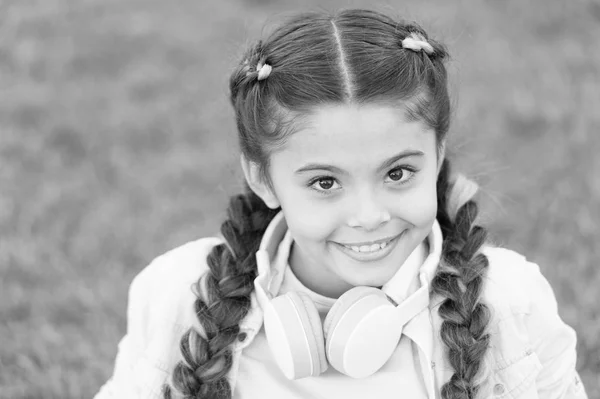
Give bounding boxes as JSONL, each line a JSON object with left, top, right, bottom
{"left": 253, "top": 213, "right": 442, "bottom": 380}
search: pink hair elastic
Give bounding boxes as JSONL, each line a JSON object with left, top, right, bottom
{"left": 257, "top": 62, "right": 272, "bottom": 81}
{"left": 402, "top": 33, "right": 434, "bottom": 54}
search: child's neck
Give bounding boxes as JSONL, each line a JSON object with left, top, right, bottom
{"left": 288, "top": 242, "right": 354, "bottom": 299}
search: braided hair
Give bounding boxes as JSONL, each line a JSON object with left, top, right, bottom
{"left": 433, "top": 159, "right": 493, "bottom": 398}
{"left": 163, "top": 189, "right": 278, "bottom": 398}
{"left": 165, "top": 9, "right": 493, "bottom": 399}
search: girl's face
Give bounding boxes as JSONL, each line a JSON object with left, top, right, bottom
{"left": 255, "top": 104, "right": 441, "bottom": 298}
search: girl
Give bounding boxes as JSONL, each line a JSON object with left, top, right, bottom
{"left": 95, "top": 9, "right": 587, "bottom": 399}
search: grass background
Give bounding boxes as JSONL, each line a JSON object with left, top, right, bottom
{"left": 1, "top": 0, "right": 598, "bottom": 397}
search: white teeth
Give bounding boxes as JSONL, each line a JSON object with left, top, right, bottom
{"left": 345, "top": 240, "right": 390, "bottom": 253}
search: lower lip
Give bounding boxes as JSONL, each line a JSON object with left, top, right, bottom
{"left": 333, "top": 232, "right": 404, "bottom": 262}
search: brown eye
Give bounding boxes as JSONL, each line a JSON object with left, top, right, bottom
{"left": 317, "top": 178, "right": 335, "bottom": 190}
{"left": 389, "top": 169, "right": 404, "bottom": 181}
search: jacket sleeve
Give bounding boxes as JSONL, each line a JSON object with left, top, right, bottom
{"left": 523, "top": 260, "right": 588, "bottom": 399}
{"left": 93, "top": 237, "right": 222, "bottom": 399}
{"left": 93, "top": 267, "right": 151, "bottom": 398}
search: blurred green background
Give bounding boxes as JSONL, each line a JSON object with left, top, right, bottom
{"left": 1, "top": 0, "right": 598, "bottom": 397}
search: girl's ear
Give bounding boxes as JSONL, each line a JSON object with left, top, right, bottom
{"left": 240, "top": 154, "right": 281, "bottom": 209}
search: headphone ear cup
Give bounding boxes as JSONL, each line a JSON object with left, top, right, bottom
{"left": 323, "top": 286, "right": 398, "bottom": 378}
{"left": 291, "top": 291, "right": 329, "bottom": 374}
{"left": 323, "top": 286, "right": 381, "bottom": 339}
{"left": 264, "top": 291, "right": 327, "bottom": 379}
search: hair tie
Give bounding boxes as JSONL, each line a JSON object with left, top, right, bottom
{"left": 256, "top": 62, "right": 272, "bottom": 81}
{"left": 402, "top": 33, "right": 434, "bottom": 55}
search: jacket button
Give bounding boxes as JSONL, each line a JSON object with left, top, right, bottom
{"left": 493, "top": 383, "right": 505, "bottom": 395}
{"left": 238, "top": 332, "right": 248, "bottom": 342}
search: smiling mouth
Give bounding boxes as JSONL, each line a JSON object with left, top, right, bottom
{"left": 338, "top": 233, "right": 403, "bottom": 254}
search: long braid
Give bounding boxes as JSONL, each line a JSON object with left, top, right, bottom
{"left": 432, "top": 158, "right": 492, "bottom": 399}
{"left": 163, "top": 187, "right": 278, "bottom": 398}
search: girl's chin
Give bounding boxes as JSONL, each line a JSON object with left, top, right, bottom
{"left": 340, "top": 268, "right": 399, "bottom": 288}
{"left": 331, "top": 257, "right": 405, "bottom": 287}
{"left": 330, "top": 242, "right": 413, "bottom": 287}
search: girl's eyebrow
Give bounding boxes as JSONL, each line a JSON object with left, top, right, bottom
{"left": 294, "top": 149, "right": 425, "bottom": 175}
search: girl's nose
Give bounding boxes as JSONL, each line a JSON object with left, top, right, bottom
{"left": 346, "top": 190, "right": 391, "bottom": 231}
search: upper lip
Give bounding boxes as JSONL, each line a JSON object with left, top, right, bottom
{"left": 338, "top": 233, "right": 401, "bottom": 247}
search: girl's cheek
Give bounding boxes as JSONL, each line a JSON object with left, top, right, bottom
{"left": 281, "top": 198, "right": 340, "bottom": 240}
{"left": 289, "top": 206, "right": 337, "bottom": 234}
{"left": 390, "top": 183, "right": 438, "bottom": 225}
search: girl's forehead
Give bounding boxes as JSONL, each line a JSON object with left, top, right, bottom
{"left": 275, "top": 104, "right": 436, "bottom": 166}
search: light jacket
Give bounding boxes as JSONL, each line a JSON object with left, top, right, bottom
{"left": 95, "top": 213, "right": 587, "bottom": 399}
